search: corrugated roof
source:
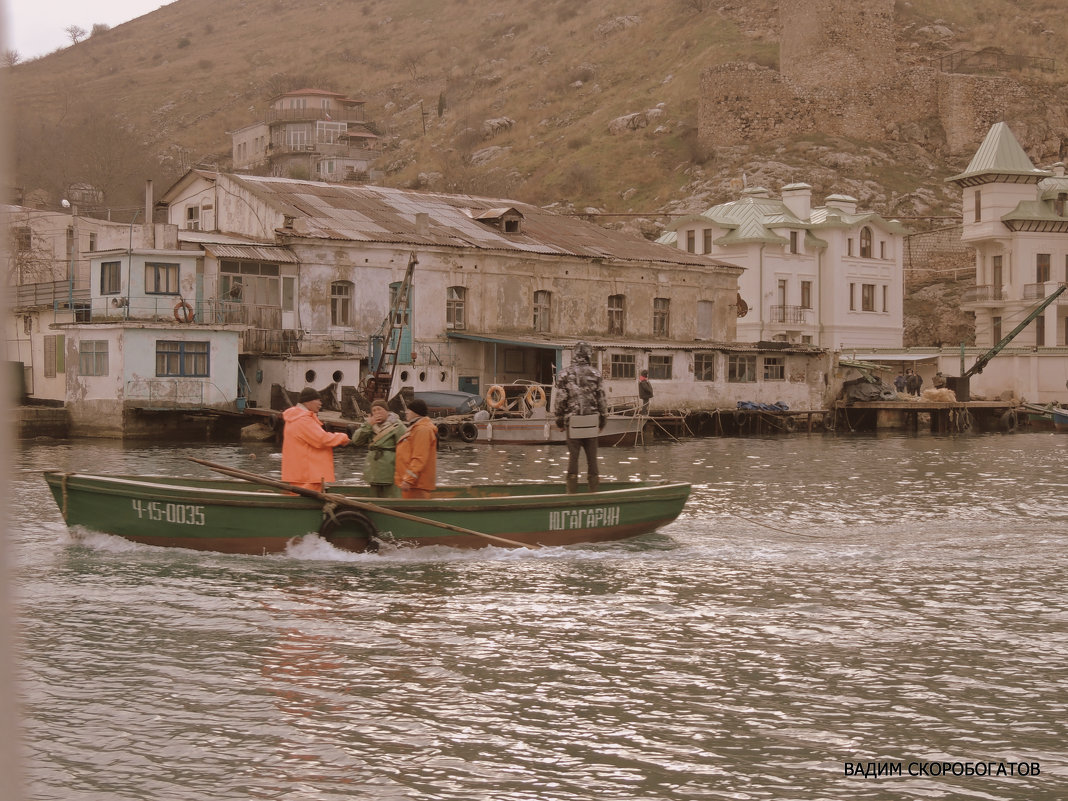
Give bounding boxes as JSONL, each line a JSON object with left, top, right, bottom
{"left": 204, "top": 243, "right": 300, "bottom": 263}
{"left": 222, "top": 174, "right": 740, "bottom": 270}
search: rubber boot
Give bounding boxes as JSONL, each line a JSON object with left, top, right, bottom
{"left": 588, "top": 475, "right": 600, "bottom": 493}
{"left": 565, "top": 473, "right": 579, "bottom": 494}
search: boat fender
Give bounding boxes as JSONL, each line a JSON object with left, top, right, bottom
{"left": 459, "top": 421, "right": 478, "bottom": 442}
{"left": 318, "top": 509, "right": 379, "bottom": 553}
{"left": 173, "top": 300, "right": 195, "bottom": 324}
{"left": 782, "top": 416, "right": 797, "bottom": 432}
{"left": 436, "top": 422, "right": 452, "bottom": 441}
{"left": 486, "top": 385, "right": 507, "bottom": 409}
{"left": 524, "top": 385, "right": 547, "bottom": 408}
{"left": 1000, "top": 410, "right": 1017, "bottom": 433}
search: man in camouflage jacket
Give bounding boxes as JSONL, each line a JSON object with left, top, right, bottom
{"left": 552, "top": 341, "right": 608, "bottom": 493}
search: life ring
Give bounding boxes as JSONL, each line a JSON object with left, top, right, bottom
{"left": 173, "top": 300, "right": 194, "bottom": 324}
{"left": 486, "top": 385, "right": 507, "bottom": 409}
{"left": 318, "top": 509, "right": 379, "bottom": 553}
{"left": 459, "top": 421, "right": 478, "bottom": 442}
{"left": 524, "top": 385, "right": 547, "bottom": 408}
{"left": 436, "top": 422, "right": 452, "bottom": 441}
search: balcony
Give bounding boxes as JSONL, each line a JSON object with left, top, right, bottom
{"left": 1024, "top": 282, "right": 1065, "bottom": 301}
{"left": 962, "top": 285, "right": 1006, "bottom": 303}
{"left": 770, "top": 305, "right": 810, "bottom": 324}
{"left": 265, "top": 107, "right": 365, "bottom": 124}
{"left": 13, "top": 281, "right": 90, "bottom": 309}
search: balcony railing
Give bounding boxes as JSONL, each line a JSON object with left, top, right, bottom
{"left": 770, "top": 305, "right": 809, "bottom": 324}
{"left": 1023, "top": 282, "right": 1061, "bottom": 301}
{"left": 13, "top": 281, "right": 90, "bottom": 309}
{"left": 962, "top": 285, "right": 1006, "bottom": 303}
{"left": 265, "top": 107, "right": 365, "bottom": 124}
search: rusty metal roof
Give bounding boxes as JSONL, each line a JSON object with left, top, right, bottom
{"left": 203, "top": 243, "right": 300, "bottom": 263}
{"left": 224, "top": 174, "right": 740, "bottom": 270}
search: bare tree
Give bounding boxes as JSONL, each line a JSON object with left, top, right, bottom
{"left": 2, "top": 50, "right": 20, "bottom": 67}
{"left": 65, "top": 25, "right": 88, "bottom": 45}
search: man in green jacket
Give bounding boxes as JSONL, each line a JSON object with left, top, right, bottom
{"left": 350, "top": 400, "right": 407, "bottom": 497}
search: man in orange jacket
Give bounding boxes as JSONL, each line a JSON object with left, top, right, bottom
{"left": 281, "top": 387, "right": 351, "bottom": 492}
{"left": 394, "top": 398, "right": 437, "bottom": 499}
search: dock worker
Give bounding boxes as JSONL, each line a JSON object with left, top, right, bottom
{"left": 281, "top": 387, "right": 351, "bottom": 492}
{"left": 395, "top": 398, "right": 437, "bottom": 499}
{"left": 553, "top": 341, "right": 608, "bottom": 494}
{"left": 351, "top": 399, "right": 406, "bottom": 497}
{"left": 638, "top": 369, "right": 653, "bottom": 414}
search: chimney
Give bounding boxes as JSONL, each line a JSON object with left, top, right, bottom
{"left": 415, "top": 212, "right": 429, "bottom": 236}
{"left": 824, "top": 193, "right": 858, "bottom": 215}
{"left": 1053, "top": 162, "right": 1066, "bottom": 177}
{"left": 781, "top": 182, "right": 812, "bottom": 221}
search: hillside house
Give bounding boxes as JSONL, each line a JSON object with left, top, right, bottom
{"left": 155, "top": 171, "right": 832, "bottom": 414}
{"left": 660, "top": 186, "right": 908, "bottom": 351}
{"left": 230, "top": 89, "right": 378, "bottom": 183}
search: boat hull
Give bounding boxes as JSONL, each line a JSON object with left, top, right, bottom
{"left": 1052, "top": 407, "right": 1068, "bottom": 432}
{"left": 43, "top": 472, "right": 690, "bottom": 554}
{"left": 474, "top": 415, "right": 644, "bottom": 446}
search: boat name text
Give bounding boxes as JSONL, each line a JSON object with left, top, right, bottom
{"left": 131, "top": 499, "right": 206, "bottom": 526}
{"left": 549, "top": 505, "right": 621, "bottom": 531}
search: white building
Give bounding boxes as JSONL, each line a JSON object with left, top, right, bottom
{"left": 661, "top": 185, "right": 908, "bottom": 350}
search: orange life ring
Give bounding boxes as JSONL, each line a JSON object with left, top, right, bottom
{"left": 524, "top": 385, "right": 547, "bottom": 408}
{"left": 486, "top": 385, "right": 507, "bottom": 409}
{"left": 174, "top": 300, "right": 195, "bottom": 324}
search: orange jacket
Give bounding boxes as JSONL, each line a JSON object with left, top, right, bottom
{"left": 394, "top": 415, "right": 437, "bottom": 491}
{"left": 281, "top": 405, "right": 350, "bottom": 486}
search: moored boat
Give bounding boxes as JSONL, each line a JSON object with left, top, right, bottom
{"left": 1052, "top": 406, "right": 1068, "bottom": 432}
{"left": 43, "top": 471, "right": 691, "bottom": 555}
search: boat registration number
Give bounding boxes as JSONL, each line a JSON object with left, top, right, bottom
{"left": 548, "top": 506, "right": 620, "bottom": 531}
{"left": 131, "top": 499, "right": 206, "bottom": 526}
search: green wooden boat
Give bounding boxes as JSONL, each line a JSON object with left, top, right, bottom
{"left": 43, "top": 471, "right": 691, "bottom": 554}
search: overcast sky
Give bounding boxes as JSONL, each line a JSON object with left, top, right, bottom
{"left": 3, "top": 0, "right": 167, "bottom": 59}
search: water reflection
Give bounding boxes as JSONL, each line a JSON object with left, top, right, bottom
{"left": 11, "top": 433, "right": 1068, "bottom": 799}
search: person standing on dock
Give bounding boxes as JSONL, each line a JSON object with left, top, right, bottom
{"left": 894, "top": 371, "right": 907, "bottom": 394}
{"left": 638, "top": 369, "right": 653, "bottom": 415}
{"left": 351, "top": 400, "right": 406, "bottom": 497}
{"left": 281, "top": 387, "right": 351, "bottom": 492}
{"left": 553, "top": 341, "right": 608, "bottom": 494}
{"left": 906, "top": 370, "right": 923, "bottom": 396}
{"left": 395, "top": 398, "right": 437, "bottom": 499}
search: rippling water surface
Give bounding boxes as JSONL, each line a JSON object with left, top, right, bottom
{"left": 11, "top": 433, "right": 1068, "bottom": 800}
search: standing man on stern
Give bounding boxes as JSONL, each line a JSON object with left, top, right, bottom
{"left": 553, "top": 341, "right": 608, "bottom": 493}
{"left": 637, "top": 368, "right": 653, "bottom": 415}
{"left": 394, "top": 398, "right": 437, "bottom": 499}
{"left": 281, "top": 387, "right": 351, "bottom": 492}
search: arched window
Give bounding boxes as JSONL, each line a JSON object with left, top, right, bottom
{"left": 331, "top": 281, "right": 353, "bottom": 326}
{"left": 860, "top": 227, "right": 873, "bottom": 259}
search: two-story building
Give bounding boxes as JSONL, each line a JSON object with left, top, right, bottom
{"left": 155, "top": 171, "right": 833, "bottom": 416}
{"left": 230, "top": 88, "right": 378, "bottom": 183}
{"left": 660, "top": 185, "right": 908, "bottom": 350}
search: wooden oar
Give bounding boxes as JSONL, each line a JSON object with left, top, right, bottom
{"left": 188, "top": 458, "right": 536, "bottom": 550}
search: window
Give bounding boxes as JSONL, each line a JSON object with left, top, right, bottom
{"left": 763, "top": 356, "right": 785, "bottom": 381}
{"left": 145, "top": 263, "right": 179, "bottom": 294}
{"left": 879, "top": 240, "right": 886, "bottom": 259}
{"left": 78, "top": 340, "right": 109, "bottom": 376}
{"left": 331, "top": 281, "right": 353, "bottom": 326}
{"left": 88, "top": 233, "right": 97, "bottom": 252}
{"left": 849, "top": 283, "right": 856, "bottom": 311}
{"left": 653, "top": 297, "right": 670, "bottom": 338}
{"left": 185, "top": 206, "right": 200, "bottom": 230}
{"left": 1037, "top": 254, "right": 1051, "bottom": 283}
{"left": 800, "top": 281, "right": 812, "bottom": 309}
{"left": 801, "top": 335, "right": 813, "bottom": 344}
{"left": 156, "top": 341, "right": 209, "bottom": 377}
{"left": 316, "top": 121, "right": 346, "bottom": 144}
{"left": 694, "top": 352, "right": 715, "bottom": 381}
{"left": 993, "top": 256, "right": 1003, "bottom": 295}
{"left": 860, "top": 227, "right": 873, "bottom": 258}
{"left": 14, "top": 226, "right": 31, "bottom": 252}
{"left": 974, "top": 189, "right": 981, "bottom": 222}
{"left": 862, "top": 284, "right": 875, "bottom": 312}
{"left": 777, "top": 279, "right": 787, "bottom": 307}
{"left": 789, "top": 230, "right": 798, "bottom": 254}
{"left": 703, "top": 229, "right": 712, "bottom": 254}
{"left": 610, "top": 353, "right": 635, "bottom": 379}
{"left": 648, "top": 354, "right": 672, "bottom": 380}
{"left": 697, "top": 300, "right": 714, "bottom": 339}
{"left": 220, "top": 260, "right": 281, "bottom": 306}
{"left": 728, "top": 354, "right": 757, "bottom": 383}
{"left": 992, "top": 316, "right": 1002, "bottom": 342}
{"left": 847, "top": 238, "right": 854, "bottom": 257}
{"left": 533, "top": 290, "right": 551, "bottom": 332}
{"left": 1035, "top": 315, "right": 1045, "bottom": 347}
{"left": 446, "top": 286, "right": 466, "bottom": 330}
{"left": 100, "top": 261, "right": 121, "bottom": 295}
{"left": 882, "top": 285, "right": 888, "bottom": 313}
{"left": 685, "top": 230, "right": 695, "bottom": 253}
{"left": 44, "top": 334, "right": 64, "bottom": 377}
{"left": 282, "top": 277, "right": 295, "bottom": 312}
{"left": 608, "top": 294, "right": 625, "bottom": 335}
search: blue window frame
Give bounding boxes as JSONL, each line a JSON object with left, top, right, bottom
{"left": 156, "top": 340, "right": 209, "bottom": 377}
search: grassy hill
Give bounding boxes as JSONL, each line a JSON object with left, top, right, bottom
{"left": 6, "top": 0, "right": 1067, "bottom": 225}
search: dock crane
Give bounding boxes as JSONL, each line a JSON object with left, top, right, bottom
{"left": 363, "top": 252, "right": 418, "bottom": 405}
{"left": 952, "top": 283, "right": 1066, "bottom": 401}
